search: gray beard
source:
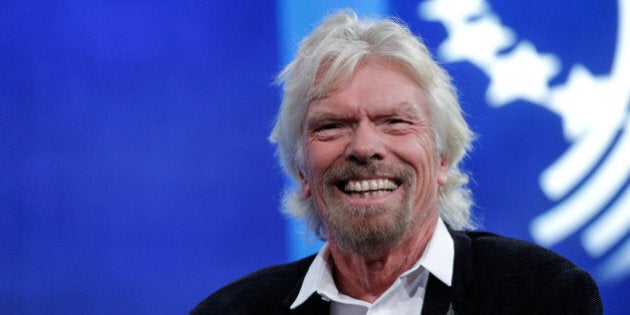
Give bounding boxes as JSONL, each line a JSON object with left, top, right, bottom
{"left": 319, "top": 160, "right": 416, "bottom": 255}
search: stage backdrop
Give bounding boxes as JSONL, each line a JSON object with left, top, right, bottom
{"left": 1, "top": 0, "right": 628, "bottom": 313}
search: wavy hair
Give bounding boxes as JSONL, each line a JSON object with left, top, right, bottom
{"left": 269, "top": 9, "right": 476, "bottom": 239}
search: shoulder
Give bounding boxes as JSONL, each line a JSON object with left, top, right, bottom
{"left": 453, "top": 231, "right": 603, "bottom": 313}
{"left": 462, "top": 231, "right": 574, "bottom": 267}
{"left": 190, "top": 255, "right": 315, "bottom": 315}
{"left": 457, "top": 230, "right": 585, "bottom": 279}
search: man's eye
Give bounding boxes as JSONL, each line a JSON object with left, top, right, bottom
{"left": 316, "top": 123, "right": 339, "bottom": 131}
{"left": 388, "top": 119, "right": 408, "bottom": 125}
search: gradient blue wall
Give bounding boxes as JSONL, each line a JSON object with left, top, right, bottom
{"left": 1, "top": 0, "right": 628, "bottom": 313}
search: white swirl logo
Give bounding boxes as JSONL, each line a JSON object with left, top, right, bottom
{"left": 420, "top": 0, "right": 630, "bottom": 281}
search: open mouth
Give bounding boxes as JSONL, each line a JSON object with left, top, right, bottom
{"left": 338, "top": 178, "right": 400, "bottom": 197}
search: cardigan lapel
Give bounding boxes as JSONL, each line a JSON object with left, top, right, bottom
{"left": 282, "top": 255, "right": 330, "bottom": 314}
{"left": 421, "top": 273, "right": 454, "bottom": 314}
{"left": 421, "top": 229, "right": 477, "bottom": 314}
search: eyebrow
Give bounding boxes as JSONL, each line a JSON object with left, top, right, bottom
{"left": 305, "top": 102, "right": 425, "bottom": 129}
{"left": 378, "top": 102, "right": 424, "bottom": 118}
{"left": 304, "top": 111, "right": 353, "bottom": 130}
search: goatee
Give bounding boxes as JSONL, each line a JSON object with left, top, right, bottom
{"left": 319, "top": 160, "right": 416, "bottom": 255}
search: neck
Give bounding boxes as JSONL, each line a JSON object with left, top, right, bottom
{"left": 328, "top": 212, "right": 439, "bottom": 303}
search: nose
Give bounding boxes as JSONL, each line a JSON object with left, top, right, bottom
{"left": 346, "top": 123, "right": 386, "bottom": 163}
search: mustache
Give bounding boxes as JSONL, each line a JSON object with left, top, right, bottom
{"left": 322, "top": 160, "right": 415, "bottom": 185}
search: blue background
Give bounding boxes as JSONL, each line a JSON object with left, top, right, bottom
{"left": 1, "top": 0, "right": 628, "bottom": 313}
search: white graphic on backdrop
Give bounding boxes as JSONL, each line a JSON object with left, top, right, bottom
{"left": 419, "top": 0, "right": 630, "bottom": 280}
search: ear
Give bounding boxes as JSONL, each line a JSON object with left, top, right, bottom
{"left": 437, "top": 155, "right": 449, "bottom": 185}
{"left": 298, "top": 170, "right": 311, "bottom": 198}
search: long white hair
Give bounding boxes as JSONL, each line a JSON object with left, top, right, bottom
{"left": 269, "top": 9, "right": 476, "bottom": 239}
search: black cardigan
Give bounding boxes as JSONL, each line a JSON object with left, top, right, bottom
{"left": 191, "top": 230, "right": 603, "bottom": 314}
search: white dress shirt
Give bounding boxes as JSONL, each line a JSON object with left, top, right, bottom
{"left": 290, "top": 218, "right": 454, "bottom": 314}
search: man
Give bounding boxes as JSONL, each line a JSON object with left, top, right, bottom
{"left": 192, "top": 10, "right": 602, "bottom": 314}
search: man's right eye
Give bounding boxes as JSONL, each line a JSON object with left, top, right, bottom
{"left": 309, "top": 122, "right": 347, "bottom": 140}
{"left": 316, "top": 123, "right": 339, "bottom": 131}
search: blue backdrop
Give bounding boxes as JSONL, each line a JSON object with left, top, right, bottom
{"left": 2, "top": 1, "right": 628, "bottom": 314}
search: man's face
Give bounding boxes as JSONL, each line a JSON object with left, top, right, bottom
{"left": 299, "top": 59, "right": 448, "bottom": 254}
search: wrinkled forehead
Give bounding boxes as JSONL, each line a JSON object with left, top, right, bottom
{"left": 301, "top": 58, "right": 434, "bottom": 140}
{"left": 308, "top": 57, "right": 424, "bottom": 106}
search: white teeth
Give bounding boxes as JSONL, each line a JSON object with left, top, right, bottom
{"left": 370, "top": 180, "right": 378, "bottom": 190}
{"left": 356, "top": 190, "right": 389, "bottom": 198}
{"left": 344, "top": 179, "right": 398, "bottom": 193}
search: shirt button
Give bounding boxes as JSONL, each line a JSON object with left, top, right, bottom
{"left": 319, "top": 294, "right": 330, "bottom": 302}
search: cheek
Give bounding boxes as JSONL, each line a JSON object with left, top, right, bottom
{"left": 395, "top": 138, "right": 441, "bottom": 185}
{"left": 305, "top": 140, "right": 347, "bottom": 174}
{"left": 299, "top": 141, "right": 344, "bottom": 198}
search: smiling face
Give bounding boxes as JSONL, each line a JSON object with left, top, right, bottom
{"left": 299, "top": 59, "right": 448, "bottom": 254}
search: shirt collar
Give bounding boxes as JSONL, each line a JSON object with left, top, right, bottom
{"left": 290, "top": 218, "right": 454, "bottom": 309}
{"left": 420, "top": 217, "right": 454, "bottom": 286}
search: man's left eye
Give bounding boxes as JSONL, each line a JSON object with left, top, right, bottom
{"left": 388, "top": 119, "right": 407, "bottom": 125}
